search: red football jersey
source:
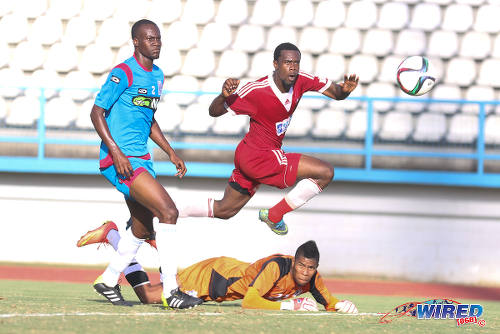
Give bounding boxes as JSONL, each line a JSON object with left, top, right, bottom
{"left": 224, "top": 72, "right": 331, "bottom": 149}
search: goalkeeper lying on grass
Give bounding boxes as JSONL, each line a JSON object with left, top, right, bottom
{"left": 78, "top": 221, "right": 357, "bottom": 313}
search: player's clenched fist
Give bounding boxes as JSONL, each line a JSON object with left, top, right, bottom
{"left": 281, "top": 297, "right": 318, "bottom": 311}
{"left": 335, "top": 300, "right": 358, "bottom": 313}
{"left": 222, "top": 78, "right": 240, "bottom": 97}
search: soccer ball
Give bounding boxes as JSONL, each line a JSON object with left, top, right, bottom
{"left": 396, "top": 56, "right": 437, "bottom": 96}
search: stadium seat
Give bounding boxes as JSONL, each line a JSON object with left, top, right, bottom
{"left": 473, "top": 4, "right": 500, "bottom": 33}
{"left": 28, "top": 14, "right": 63, "bottom": 46}
{"left": 286, "top": 107, "right": 313, "bottom": 137}
{"left": 178, "top": 103, "right": 214, "bottom": 134}
{"left": 315, "top": 53, "right": 345, "bottom": 83}
{"left": 250, "top": 0, "right": 282, "bottom": 27}
{"left": 96, "top": 17, "right": 130, "bottom": 48}
{"left": 378, "top": 111, "right": 413, "bottom": 141}
{"left": 25, "top": 69, "right": 61, "bottom": 100}
{"left": 248, "top": 51, "right": 274, "bottom": 78}
{"left": 393, "top": 29, "right": 427, "bottom": 56}
{"left": 409, "top": 3, "right": 441, "bottom": 31}
{"left": 455, "top": 0, "right": 485, "bottom": 4}
{"left": 44, "top": 42, "right": 79, "bottom": 73}
{"left": 491, "top": 34, "right": 500, "bottom": 58}
{"left": 114, "top": 0, "right": 150, "bottom": 23}
{"left": 298, "top": 52, "right": 314, "bottom": 74}
{"left": 181, "top": 48, "right": 216, "bottom": 78}
{"left": 75, "top": 99, "right": 95, "bottom": 130}
{"left": 165, "top": 75, "right": 200, "bottom": 106}
{"left": 154, "top": 97, "right": 184, "bottom": 133}
{"left": 0, "top": 2, "right": 14, "bottom": 17}
{"left": 281, "top": 0, "right": 314, "bottom": 28}
{"left": 413, "top": 112, "right": 447, "bottom": 143}
{"left": 345, "top": 108, "right": 380, "bottom": 140}
{"left": 347, "top": 54, "right": 379, "bottom": 84}
{"left": 485, "top": 115, "right": 500, "bottom": 145}
{"left": 215, "top": 0, "right": 248, "bottom": 26}
{"left": 379, "top": 55, "right": 404, "bottom": 83}
{"left": 164, "top": 21, "right": 199, "bottom": 51}
{"left": 197, "top": 23, "right": 232, "bottom": 52}
{"left": 313, "top": 0, "right": 345, "bottom": 28}
{"left": 79, "top": 43, "right": 114, "bottom": 74}
{"left": 329, "top": 28, "right": 361, "bottom": 55}
{"left": 181, "top": 0, "right": 215, "bottom": 25}
{"left": 0, "top": 13, "right": 29, "bottom": 44}
{"left": 394, "top": 89, "right": 428, "bottom": 114}
{"left": 444, "top": 58, "right": 477, "bottom": 87}
{"left": 63, "top": 15, "right": 96, "bottom": 47}
{"left": 298, "top": 27, "right": 329, "bottom": 55}
{"left": 10, "top": 41, "right": 44, "bottom": 71}
{"left": 477, "top": 59, "right": 500, "bottom": 88}
{"left": 115, "top": 43, "right": 134, "bottom": 64}
{"left": 198, "top": 77, "right": 226, "bottom": 106}
{"left": 362, "top": 29, "right": 394, "bottom": 56}
{"left": 46, "top": 0, "right": 81, "bottom": 19}
{"left": 312, "top": 108, "right": 346, "bottom": 138}
{"left": 215, "top": 50, "right": 249, "bottom": 78}
{"left": 345, "top": 0, "right": 377, "bottom": 29}
{"left": 0, "top": 42, "right": 10, "bottom": 69}
{"left": 12, "top": 0, "right": 48, "bottom": 19}
{"left": 212, "top": 113, "right": 249, "bottom": 135}
{"left": 5, "top": 96, "right": 40, "bottom": 127}
{"left": 427, "top": 30, "right": 459, "bottom": 59}
{"left": 266, "top": 26, "right": 298, "bottom": 51}
{"left": 459, "top": 32, "right": 491, "bottom": 59}
{"left": 232, "top": 25, "right": 265, "bottom": 53}
{"left": 330, "top": 83, "right": 364, "bottom": 111}
{"left": 462, "top": 85, "right": 495, "bottom": 114}
{"left": 428, "top": 84, "right": 462, "bottom": 114}
{"left": 59, "top": 71, "right": 96, "bottom": 102}
{"left": 148, "top": 0, "right": 182, "bottom": 24}
{"left": 441, "top": 3, "right": 473, "bottom": 32}
{"left": 44, "top": 97, "right": 78, "bottom": 128}
{"left": 0, "top": 67, "right": 25, "bottom": 98}
{"left": 446, "top": 114, "right": 478, "bottom": 144}
{"left": 365, "top": 82, "right": 397, "bottom": 113}
{"left": 81, "top": 0, "right": 117, "bottom": 21}
{"left": 377, "top": 2, "right": 409, "bottom": 30}
{"left": 153, "top": 46, "right": 180, "bottom": 77}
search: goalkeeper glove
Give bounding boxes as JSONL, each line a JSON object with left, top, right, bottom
{"left": 280, "top": 297, "right": 318, "bottom": 311}
{"left": 335, "top": 300, "right": 358, "bottom": 313}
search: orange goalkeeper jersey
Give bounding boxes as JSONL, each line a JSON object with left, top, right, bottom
{"left": 177, "top": 254, "right": 339, "bottom": 311}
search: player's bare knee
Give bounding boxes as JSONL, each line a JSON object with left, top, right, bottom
{"left": 318, "top": 164, "right": 334, "bottom": 187}
{"left": 158, "top": 206, "right": 179, "bottom": 224}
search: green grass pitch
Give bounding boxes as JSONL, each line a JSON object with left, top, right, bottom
{"left": 1, "top": 280, "right": 499, "bottom": 334}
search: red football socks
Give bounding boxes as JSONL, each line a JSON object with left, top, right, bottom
{"left": 268, "top": 198, "right": 293, "bottom": 223}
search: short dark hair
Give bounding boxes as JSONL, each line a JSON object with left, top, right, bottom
{"left": 131, "top": 19, "right": 158, "bottom": 39}
{"left": 295, "top": 240, "right": 320, "bottom": 263}
{"left": 273, "top": 42, "right": 301, "bottom": 61}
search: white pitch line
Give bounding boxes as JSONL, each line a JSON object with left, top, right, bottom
{"left": 0, "top": 311, "right": 383, "bottom": 319}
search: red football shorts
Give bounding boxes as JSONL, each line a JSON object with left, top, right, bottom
{"left": 229, "top": 141, "right": 301, "bottom": 196}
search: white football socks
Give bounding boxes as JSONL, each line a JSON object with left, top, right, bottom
{"left": 284, "top": 178, "right": 322, "bottom": 209}
{"left": 155, "top": 223, "right": 179, "bottom": 298}
{"left": 106, "top": 229, "right": 120, "bottom": 250}
{"left": 101, "top": 228, "right": 144, "bottom": 287}
{"left": 177, "top": 198, "right": 214, "bottom": 218}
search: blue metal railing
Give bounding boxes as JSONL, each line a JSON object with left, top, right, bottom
{"left": 1, "top": 88, "right": 500, "bottom": 187}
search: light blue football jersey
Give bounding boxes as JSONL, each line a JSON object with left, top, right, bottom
{"left": 95, "top": 55, "right": 164, "bottom": 158}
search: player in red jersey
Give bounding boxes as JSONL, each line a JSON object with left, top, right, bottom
{"left": 178, "top": 43, "right": 359, "bottom": 234}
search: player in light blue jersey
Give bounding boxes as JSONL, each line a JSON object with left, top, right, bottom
{"left": 90, "top": 19, "right": 202, "bottom": 309}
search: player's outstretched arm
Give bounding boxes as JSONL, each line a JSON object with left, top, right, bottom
{"left": 90, "top": 104, "right": 133, "bottom": 179}
{"left": 150, "top": 119, "right": 186, "bottom": 178}
{"left": 208, "top": 78, "right": 240, "bottom": 117}
{"left": 241, "top": 287, "right": 318, "bottom": 311}
{"left": 322, "top": 74, "right": 359, "bottom": 101}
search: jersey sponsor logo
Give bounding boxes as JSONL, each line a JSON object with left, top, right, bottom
{"left": 132, "top": 95, "right": 160, "bottom": 111}
{"left": 138, "top": 88, "right": 148, "bottom": 94}
{"left": 110, "top": 75, "right": 120, "bottom": 84}
{"left": 275, "top": 116, "right": 291, "bottom": 136}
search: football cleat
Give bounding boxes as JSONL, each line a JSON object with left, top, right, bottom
{"left": 258, "top": 209, "right": 288, "bottom": 235}
{"left": 93, "top": 275, "right": 132, "bottom": 306}
{"left": 77, "top": 221, "right": 118, "bottom": 247}
{"left": 161, "top": 288, "right": 203, "bottom": 309}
